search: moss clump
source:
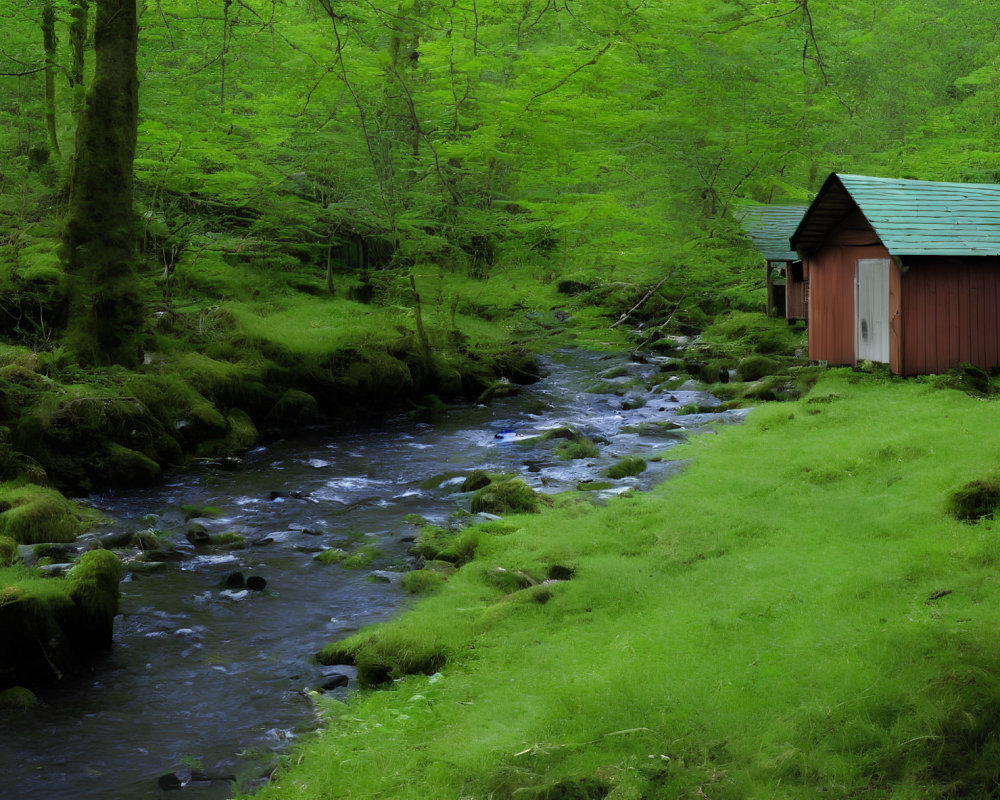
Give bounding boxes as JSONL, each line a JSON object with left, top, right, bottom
{"left": 605, "top": 456, "right": 646, "bottom": 479}
{"left": 401, "top": 569, "right": 446, "bottom": 594}
{"left": 100, "top": 443, "right": 162, "bottom": 485}
{"left": 315, "top": 548, "right": 348, "bottom": 565}
{"left": 411, "top": 526, "right": 479, "bottom": 565}
{"left": 343, "top": 545, "right": 381, "bottom": 569}
{"left": 0, "top": 535, "right": 17, "bottom": 566}
{"left": 470, "top": 478, "right": 539, "bottom": 515}
{"left": 553, "top": 438, "right": 599, "bottom": 461}
{"left": 947, "top": 480, "right": 1000, "bottom": 522}
{"left": 209, "top": 532, "right": 246, "bottom": 548}
{"left": 577, "top": 480, "right": 613, "bottom": 492}
{"left": 67, "top": 550, "right": 122, "bottom": 642}
{"left": 737, "top": 354, "right": 783, "bottom": 382}
{"left": 0, "top": 483, "right": 98, "bottom": 544}
{"left": 0, "top": 686, "right": 38, "bottom": 710}
{"left": 267, "top": 388, "right": 321, "bottom": 427}
{"left": 461, "top": 470, "right": 492, "bottom": 492}
{"left": 318, "top": 631, "right": 448, "bottom": 688}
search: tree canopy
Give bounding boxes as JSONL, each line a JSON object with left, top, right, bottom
{"left": 1, "top": 0, "right": 999, "bottom": 360}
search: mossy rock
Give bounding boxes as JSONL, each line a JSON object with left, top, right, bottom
{"left": 737, "top": 354, "right": 783, "bottom": 382}
{"left": 68, "top": 549, "right": 122, "bottom": 642}
{"left": 410, "top": 526, "right": 479, "bottom": 565}
{"left": 315, "top": 548, "right": 349, "bottom": 565}
{"left": 605, "top": 456, "right": 647, "bottom": 479}
{"left": 342, "top": 544, "right": 380, "bottom": 569}
{"left": 482, "top": 566, "right": 536, "bottom": 593}
{"left": 209, "top": 532, "right": 246, "bottom": 549}
{"left": 576, "top": 480, "right": 613, "bottom": 492}
{"left": 470, "top": 478, "right": 539, "bottom": 515}
{"left": 0, "top": 686, "right": 38, "bottom": 710}
{"left": 0, "top": 484, "right": 99, "bottom": 544}
{"left": 948, "top": 480, "right": 1000, "bottom": 521}
{"left": 195, "top": 409, "right": 259, "bottom": 458}
{"left": 268, "top": 389, "right": 321, "bottom": 427}
{"left": 319, "top": 633, "right": 448, "bottom": 687}
{"left": 99, "top": 443, "right": 162, "bottom": 485}
{"left": 742, "top": 375, "right": 795, "bottom": 402}
{"left": 401, "top": 569, "right": 446, "bottom": 594}
{"left": 462, "top": 470, "right": 492, "bottom": 492}
{"left": 553, "top": 438, "right": 599, "bottom": 461}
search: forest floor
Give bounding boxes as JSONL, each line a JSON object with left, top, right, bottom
{"left": 245, "top": 366, "right": 1000, "bottom": 800}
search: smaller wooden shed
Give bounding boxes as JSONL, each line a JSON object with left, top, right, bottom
{"left": 791, "top": 173, "right": 1000, "bottom": 375}
{"left": 738, "top": 204, "right": 809, "bottom": 321}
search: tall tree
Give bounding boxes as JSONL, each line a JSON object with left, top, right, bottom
{"left": 41, "top": 0, "right": 60, "bottom": 156}
{"left": 61, "top": 0, "right": 143, "bottom": 366}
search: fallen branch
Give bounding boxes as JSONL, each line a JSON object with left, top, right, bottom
{"left": 610, "top": 269, "right": 676, "bottom": 329}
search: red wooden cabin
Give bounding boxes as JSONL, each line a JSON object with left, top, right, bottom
{"left": 791, "top": 173, "right": 1000, "bottom": 375}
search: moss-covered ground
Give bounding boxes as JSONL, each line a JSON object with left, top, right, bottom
{"left": 248, "top": 369, "right": 1000, "bottom": 799}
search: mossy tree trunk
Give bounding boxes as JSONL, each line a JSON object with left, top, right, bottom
{"left": 68, "top": 0, "right": 89, "bottom": 122}
{"left": 62, "top": 0, "right": 143, "bottom": 367}
{"left": 41, "top": 0, "right": 60, "bottom": 157}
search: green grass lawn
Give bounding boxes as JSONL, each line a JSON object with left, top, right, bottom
{"left": 249, "top": 369, "right": 1000, "bottom": 799}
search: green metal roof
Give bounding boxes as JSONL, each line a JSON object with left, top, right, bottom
{"left": 791, "top": 173, "right": 1000, "bottom": 257}
{"left": 737, "top": 204, "right": 808, "bottom": 262}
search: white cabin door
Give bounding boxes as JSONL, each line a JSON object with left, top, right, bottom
{"left": 855, "top": 258, "right": 890, "bottom": 364}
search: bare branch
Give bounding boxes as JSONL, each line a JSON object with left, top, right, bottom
{"left": 524, "top": 42, "right": 613, "bottom": 111}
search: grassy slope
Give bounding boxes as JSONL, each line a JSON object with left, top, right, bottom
{"left": 251, "top": 370, "right": 1000, "bottom": 799}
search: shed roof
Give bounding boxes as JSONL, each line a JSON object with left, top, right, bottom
{"left": 737, "top": 204, "right": 808, "bottom": 262}
{"left": 791, "top": 173, "right": 1000, "bottom": 257}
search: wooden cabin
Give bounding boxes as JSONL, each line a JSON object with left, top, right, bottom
{"left": 791, "top": 173, "right": 1000, "bottom": 376}
{"left": 738, "top": 205, "right": 809, "bottom": 321}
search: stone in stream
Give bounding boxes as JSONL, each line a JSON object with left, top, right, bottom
{"left": 224, "top": 571, "right": 246, "bottom": 590}
{"left": 246, "top": 575, "right": 267, "bottom": 591}
{"left": 185, "top": 524, "right": 210, "bottom": 546}
{"left": 319, "top": 672, "right": 350, "bottom": 691}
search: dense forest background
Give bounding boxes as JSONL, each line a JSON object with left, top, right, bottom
{"left": 4, "top": 0, "right": 998, "bottom": 355}
{"left": 1, "top": 0, "right": 999, "bottom": 491}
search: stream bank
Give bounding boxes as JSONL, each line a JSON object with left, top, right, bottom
{"left": 0, "top": 348, "right": 746, "bottom": 800}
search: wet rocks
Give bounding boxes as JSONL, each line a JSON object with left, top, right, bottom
{"left": 222, "top": 572, "right": 267, "bottom": 591}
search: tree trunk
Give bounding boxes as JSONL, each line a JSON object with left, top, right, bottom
{"left": 68, "top": 0, "right": 89, "bottom": 122}
{"left": 62, "top": 0, "right": 143, "bottom": 367}
{"left": 42, "top": 0, "right": 60, "bottom": 156}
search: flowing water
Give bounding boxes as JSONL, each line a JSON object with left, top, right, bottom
{"left": 0, "top": 349, "right": 748, "bottom": 800}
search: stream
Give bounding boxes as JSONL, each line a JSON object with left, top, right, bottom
{"left": 0, "top": 349, "right": 749, "bottom": 800}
